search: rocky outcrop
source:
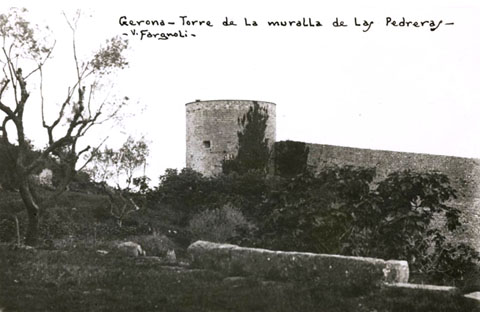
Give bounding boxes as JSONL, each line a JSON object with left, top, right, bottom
{"left": 187, "top": 241, "right": 409, "bottom": 289}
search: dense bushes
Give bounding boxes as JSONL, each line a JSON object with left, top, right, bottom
{"left": 1, "top": 151, "right": 477, "bottom": 286}
{"left": 144, "top": 166, "right": 479, "bottom": 286}
{"left": 256, "top": 166, "right": 378, "bottom": 254}
{"left": 147, "top": 168, "right": 274, "bottom": 226}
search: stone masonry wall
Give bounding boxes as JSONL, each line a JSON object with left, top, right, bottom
{"left": 303, "top": 142, "right": 480, "bottom": 249}
{"left": 185, "top": 100, "right": 479, "bottom": 249}
{"left": 186, "top": 100, "right": 276, "bottom": 176}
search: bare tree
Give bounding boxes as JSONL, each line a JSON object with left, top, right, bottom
{"left": 0, "top": 8, "right": 129, "bottom": 245}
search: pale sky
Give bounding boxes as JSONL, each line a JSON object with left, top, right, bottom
{"left": 1, "top": 0, "right": 479, "bottom": 184}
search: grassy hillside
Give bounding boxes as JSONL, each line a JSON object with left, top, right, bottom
{"left": 0, "top": 189, "right": 170, "bottom": 246}
{"left": 1, "top": 245, "right": 479, "bottom": 312}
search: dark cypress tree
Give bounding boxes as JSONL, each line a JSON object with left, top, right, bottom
{"left": 223, "top": 102, "right": 270, "bottom": 174}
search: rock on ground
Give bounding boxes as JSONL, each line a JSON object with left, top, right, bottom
{"left": 117, "top": 241, "right": 146, "bottom": 257}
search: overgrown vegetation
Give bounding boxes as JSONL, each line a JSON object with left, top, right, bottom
{"left": 142, "top": 166, "right": 480, "bottom": 287}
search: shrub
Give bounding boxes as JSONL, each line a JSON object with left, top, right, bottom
{"left": 0, "top": 215, "right": 19, "bottom": 243}
{"left": 39, "top": 207, "right": 79, "bottom": 239}
{"left": 148, "top": 168, "right": 215, "bottom": 225}
{"left": 187, "top": 204, "right": 256, "bottom": 244}
{"left": 415, "top": 232, "right": 480, "bottom": 287}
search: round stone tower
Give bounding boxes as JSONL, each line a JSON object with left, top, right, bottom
{"left": 186, "top": 99, "right": 276, "bottom": 176}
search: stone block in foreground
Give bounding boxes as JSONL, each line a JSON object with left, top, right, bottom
{"left": 187, "top": 241, "right": 409, "bottom": 288}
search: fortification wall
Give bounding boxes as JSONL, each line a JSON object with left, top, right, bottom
{"left": 185, "top": 99, "right": 479, "bottom": 248}
{"left": 304, "top": 142, "right": 480, "bottom": 248}
{"left": 186, "top": 100, "right": 276, "bottom": 176}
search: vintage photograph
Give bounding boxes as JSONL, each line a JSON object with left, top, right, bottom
{"left": 0, "top": 1, "right": 479, "bottom": 311}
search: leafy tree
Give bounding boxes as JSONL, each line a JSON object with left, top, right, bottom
{"left": 256, "top": 167, "right": 478, "bottom": 284}
{"left": 87, "top": 146, "right": 117, "bottom": 183}
{"left": 257, "top": 166, "right": 378, "bottom": 253}
{"left": 367, "top": 171, "right": 459, "bottom": 258}
{"left": 89, "top": 136, "right": 149, "bottom": 190}
{"left": 116, "top": 136, "right": 149, "bottom": 190}
{"left": 149, "top": 168, "right": 214, "bottom": 225}
{"left": 223, "top": 101, "right": 270, "bottom": 174}
{"left": 0, "top": 9, "right": 129, "bottom": 245}
{"left": 88, "top": 136, "right": 149, "bottom": 227}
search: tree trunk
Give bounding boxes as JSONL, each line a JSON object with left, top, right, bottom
{"left": 19, "top": 179, "right": 41, "bottom": 246}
